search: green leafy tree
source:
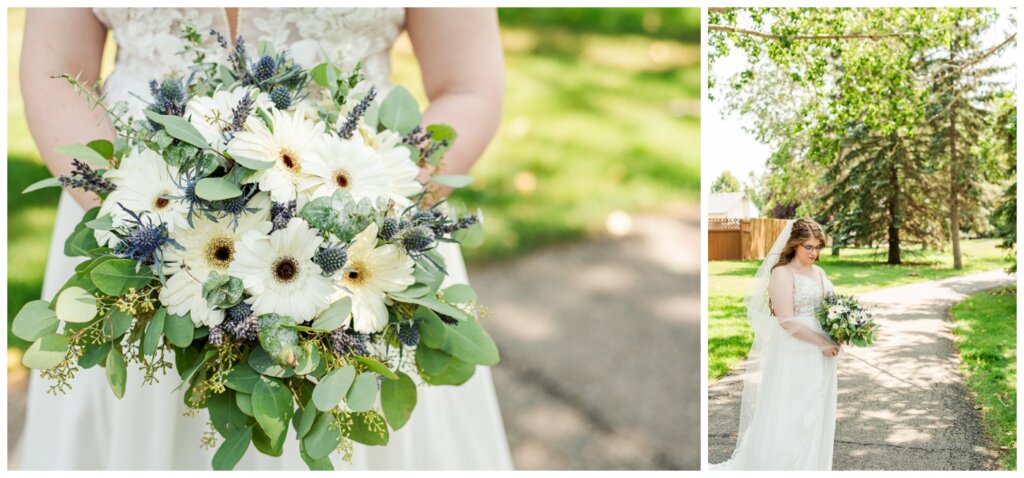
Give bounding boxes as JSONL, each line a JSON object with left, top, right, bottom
{"left": 711, "top": 170, "right": 742, "bottom": 193}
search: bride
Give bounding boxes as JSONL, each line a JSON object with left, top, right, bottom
{"left": 711, "top": 218, "right": 840, "bottom": 470}
{"left": 15, "top": 7, "right": 512, "bottom": 470}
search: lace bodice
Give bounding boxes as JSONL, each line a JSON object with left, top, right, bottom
{"left": 92, "top": 8, "right": 405, "bottom": 118}
{"left": 792, "top": 267, "right": 832, "bottom": 317}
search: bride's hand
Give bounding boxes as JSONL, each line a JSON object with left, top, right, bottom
{"left": 823, "top": 344, "right": 841, "bottom": 357}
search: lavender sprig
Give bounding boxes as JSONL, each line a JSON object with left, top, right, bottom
{"left": 337, "top": 87, "right": 377, "bottom": 139}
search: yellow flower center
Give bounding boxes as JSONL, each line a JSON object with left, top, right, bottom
{"left": 343, "top": 262, "right": 370, "bottom": 287}
{"left": 334, "top": 169, "right": 351, "bottom": 189}
{"left": 279, "top": 148, "right": 300, "bottom": 173}
{"left": 204, "top": 236, "right": 235, "bottom": 271}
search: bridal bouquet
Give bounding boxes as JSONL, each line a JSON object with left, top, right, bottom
{"left": 13, "top": 25, "right": 495, "bottom": 470}
{"left": 817, "top": 293, "right": 878, "bottom": 347}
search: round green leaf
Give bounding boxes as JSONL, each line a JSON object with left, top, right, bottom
{"left": 163, "top": 312, "right": 195, "bottom": 347}
{"left": 381, "top": 371, "right": 417, "bottom": 430}
{"left": 247, "top": 346, "right": 294, "bottom": 378}
{"left": 440, "top": 317, "right": 500, "bottom": 366}
{"left": 416, "top": 345, "right": 476, "bottom": 386}
{"left": 209, "top": 390, "right": 249, "bottom": 435}
{"left": 348, "top": 411, "right": 390, "bottom": 446}
{"left": 378, "top": 86, "right": 422, "bottom": 135}
{"left": 106, "top": 346, "right": 127, "bottom": 399}
{"left": 86, "top": 139, "right": 114, "bottom": 159}
{"left": 311, "top": 296, "right": 351, "bottom": 332}
{"left": 443, "top": 284, "right": 476, "bottom": 304}
{"left": 13, "top": 300, "right": 59, "bottom": 342}
{"left": 312, "top": 366, "right": 355, "bottom": 412}
{"left": 22, "top": 333, "right": 70, "bottom": 369}
{"left": 90, "top": 258, "right": 153, "bottom": 296}
{"left": 294, "top": 345, "right": 321, "bottom": 376}
{"left": 55, "top": 286, "right": 97, "bottom": 323}
{"left": 251, "top": 375, "right": 295, "bottom": 448}
{"left": 195, "top": 177, "right": 243, "bottom": 201}
{"left": 102, "top": 310, "right": 134, "bottom": 341}
{"left": 345, "top": 372, "right": 378, "bottom": 413}
{"left": 225, "top": 361, "right": 260, "bottom": 393}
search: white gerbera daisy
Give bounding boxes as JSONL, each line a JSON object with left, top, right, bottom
{"left": 355, "top": 127, "right": 423, "bottom": 205}
{"left": 227, "top": 108, "right": 325, "bottom": 203}
{"left": 228, "top": 218, "right": 336, "bottom": 323}
{"left": 305, "top": 135, "right": 393, "bottom": 202}
{"left": 335, "top": 222, "right": 415, "bottom": 334}
{"left": 185, "top": 86, "right": 272, "bottom": 151}
{"left": 94, "top": 148, "right": 188, "bottom": 247}
{"left": 159, "top": 193, "right": 272, "bottom": 327}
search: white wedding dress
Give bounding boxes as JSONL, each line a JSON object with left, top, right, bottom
{"left": 711, "top": 266, "right": 838, "bottom": 470}
{"left": 15, "top": 8, "right": 513, "bottom": 470}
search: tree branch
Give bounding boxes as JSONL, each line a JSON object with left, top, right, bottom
{"left": 708, "top": 25, "right": 911, "bottom": 42}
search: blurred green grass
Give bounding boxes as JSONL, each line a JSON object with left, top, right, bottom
{"left": 951, "top": 285, "right": 1017, "bottom": 470}
{"left": 7, "top": 8, "right": 700, "bottom": 351}
{"left": 708, "top": 240, "right": 1014, "bottom": 379}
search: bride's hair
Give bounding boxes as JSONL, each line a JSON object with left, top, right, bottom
{"left": 771, "top": 218, "right": 827, "bottom": 271}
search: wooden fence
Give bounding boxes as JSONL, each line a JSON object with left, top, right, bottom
{"left": 708, "top": 218, "right": 791, "bottom": 261}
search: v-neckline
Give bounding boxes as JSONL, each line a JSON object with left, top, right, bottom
{"left": 223, "top": 8, "right": 240, "bottom": 42}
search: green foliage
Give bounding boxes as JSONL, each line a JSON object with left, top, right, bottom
{"left": 498, "top": 8, "right": 701, "bottom": 41}
{"left": 711, "top": 170, "right": 742, "bottom": 193}
{"left": 951, "top": 286, "right": 1017, "bottom": 470}
{"left": 202, "top": 272, "right": 245, "bottom": 309}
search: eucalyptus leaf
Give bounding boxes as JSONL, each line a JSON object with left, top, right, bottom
{"left": 22, "top": 333, "right": 70, "bottom": 369}
{"left": 22, "top": 177, "right": 62, "bottom": 194}
{"left": 212, "top": 426, "right": 252, "bottom": 471}
{"left": 142, "top": 308, "right": 166, "bottom": 356}
{"left": 252, "top": 376, "right": 295, "bottom": 451}
{"left": 229, "top": 154, "right": 275, "bottom": 170}
{"left": 353, "top": 355, "right": 399, "bottom": 380}
{"left": 90, "top": 259, "right": 153, "bottom": 296}
{"left": 143, "top": 109, "right": 211, "bottom": 149}
{"left": 106, "top": 346, "right": 127, "bottom": 399}
{"left": 102, "top": 310, "right": 134, "bottom": 342}
{"left": 381, "top": 371, "right": 417, "bottom": 430}
{"left": 345, "top": 372, "right": 378, "bottom": 412}
{"left": 378, "top": 86, "right": 421, "bottom": 135}
{"left": 416, "top": 345, "right": 476, "bottom": 386}
{"left": 55, "top": 286, "right": 98, "bottom": 324}
{"left": 442, "top": 284, "right": 476, "bottom": 304}
{"left": 12, "top": 300, "right": 59, "bottom": 342}
{"left": 302, "top": 411, "right": 342, "bottom": 460}
{"left": 54, "top": 143, "right": 110, "bottom": 167}
{"left": 85, "top": 215, "right": 115, "bottom": 231}
{"left": 247, "top": 346, "right": 295, "bottom": 378}
{"left": 294, "top": 398, "right": 318, "bottom": 440}
{"left": 312, "top": 366, "right": 356, "bottom": 411}
{"left": 86, "top": 139, "right": 114, "bottom": 159}
{"left": 236, "top": 392, "right": 254, "bottom": 416}
{"left": 225, "top": 360, "right": 261, "bottom": 394}
{"left": 209, "top": 390, "right": 249, "bottom": 435}
{"left": 163, "top": 312, "right": 195, "bottom": 347}
{"left": 311, "top": 296, "right": 351, "bottom": 332}
{"left": 195, "top": 177, "right": 243, "bottom": 201}
{"left": 78, "top": 341, "right": 112, "bottom": 369}
{"left": 348, "top": 411, "right": 390, "bottom": 446}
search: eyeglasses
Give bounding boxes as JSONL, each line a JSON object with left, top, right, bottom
{"left": 801, "top": 244, "right": 826, "bottom": 252}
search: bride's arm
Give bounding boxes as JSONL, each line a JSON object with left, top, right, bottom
{"left": 767, "top": 266, "right": 836, "bottom": 349}
{"left": 21, "top": 8, "right": 115, "bottom": 210}
{"left": 405, "top": 8, "right": 504, "bottom": 200}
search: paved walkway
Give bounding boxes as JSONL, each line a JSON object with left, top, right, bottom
{"left": 708, "top": 270, "right": 1014, "bottom": 470}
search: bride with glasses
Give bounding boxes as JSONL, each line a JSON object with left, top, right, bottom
{"left": 711, "top": 218, "right": 841, "bottom": 470}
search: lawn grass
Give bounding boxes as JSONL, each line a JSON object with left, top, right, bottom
{"left": 951, "top": 285, "right": 1017, "bottom": 470}
{"left": 708, "top": 240, "right": 1014, "bottom": 379}
{"left": 7, "top": 9, "right": 700, "bottom": 352}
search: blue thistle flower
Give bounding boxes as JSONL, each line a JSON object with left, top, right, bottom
{"left": 148, "top": 79, "right": 186, "bottom": 116}
{"left": 253, "top": 55, "right": 277, "bottom": 83}
{"left": 379, "top": 217, "right": 400, "bottom": 240}
{"left": 110, "top": 203, "right": 183, "bottom": 275}
{"left": 312, "top": 245, "right": 348, "bottom": 276}
{"left": 400, "top": 225, "right": 435, "bottom": 254}
{"left": 397, "top": 323, "right": 419, "bottom": 347}
{"left": 270, "top": 86, "right": 291, "bottom": 109}
{"left": 224, "top": 302, "right": 259, "bottom": 342}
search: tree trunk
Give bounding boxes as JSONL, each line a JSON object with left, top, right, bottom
{"left": 887, "top": 156, "right": 902, "bottom": 265}
{"left": 948, "top": 53, "right": 963, "bottom": 270}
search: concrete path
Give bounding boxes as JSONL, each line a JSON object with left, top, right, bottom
{"left": 708, "top": 270, "right": 1014, "bottom": 470}
{"left": 472, "top": 204, "right": 701, "bottom": 469}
